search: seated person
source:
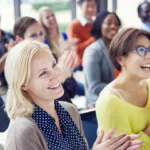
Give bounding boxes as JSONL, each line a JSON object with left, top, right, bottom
{"left": 83, "top": 11, "right": 121, "bottom": 107}
{"left": 96, "top": 28, "right": 150, "bottom": 149}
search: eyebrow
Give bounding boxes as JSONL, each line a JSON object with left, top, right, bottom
{"left": 37, "top": 59, "right": 56, "bottom": 74}
{"left": 135, "top": 44, "right": 150, "bottom": 48}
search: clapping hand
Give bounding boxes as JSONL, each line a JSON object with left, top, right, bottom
{"left": 92, "top": 129, "right": 142, "bottom": 150}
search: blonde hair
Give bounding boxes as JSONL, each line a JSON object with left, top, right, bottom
{"left": 38, "top": 6, "right": 59, "bottom": 43}
{"left": 5, "top": 40, "right": 49, "bottom": 119}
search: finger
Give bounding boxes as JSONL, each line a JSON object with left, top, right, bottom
{"left": 109, "top": 135, "right": 130, "bottom": 149}
{"left": 129, "top": 140, "right": 142, "bottom": 146}
{"left": 128, "top": 134, "right": 140, "bottom": 140}
{"left": 106, "top": 133, "right": 126, "bottom": 146}
{"left": 126, "top": 145, "right": 141, "bottom": 150}
{"left": 102, "top": 128, "right": 116, "bottom": 142}
{"left": 93, "top": 130, "right": 104, "bottom": 147}
{"left": 115, "top": 141, "right": 131, "bottom": 150}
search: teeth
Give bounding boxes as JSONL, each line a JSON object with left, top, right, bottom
{"left": 49, "top": 83, "right": 60, "bottom": 89}
{"left": 141, "top": 64, "right": 150, "bottom": 67}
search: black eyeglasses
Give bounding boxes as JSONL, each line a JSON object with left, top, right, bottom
{"left": 133, "top": 46, "right": 150, "bottom": 57}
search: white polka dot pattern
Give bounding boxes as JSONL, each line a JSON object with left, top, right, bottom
{"left": 32, "top": 101, "right": 87, "bottom": 150}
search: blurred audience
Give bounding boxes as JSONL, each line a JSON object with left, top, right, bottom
{"left": 0, "top": 15, "right": 15, "bottom": 98}
{"left": 83, "top": 10, "right": 121, "bottom": 107}
{"left": 67, "top": 0, "right": 96, "bottom": 72}
{"left": 138, "top": 1, "right": 150, "bottom": 32}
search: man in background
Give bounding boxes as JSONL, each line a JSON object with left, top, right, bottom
{"left": 137, "top": 1, "right": 150, "bottom": 32}
{"left": 67, "top": 0, "right": 97, "bottom": 71}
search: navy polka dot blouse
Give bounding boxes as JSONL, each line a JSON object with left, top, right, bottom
{"left": 32, "top": 100, "right": 87, "bottom": 150}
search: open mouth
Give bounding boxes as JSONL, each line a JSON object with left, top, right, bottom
{"left": 108, "top": 30, "right": 117, "bottom": 36}
{"left": 48, "top": 83, "right": 61, "bottom": 90}
{"left": 141, "top": 64, "right": 150, "bottom": 71}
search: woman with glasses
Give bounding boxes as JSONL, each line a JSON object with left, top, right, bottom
{"left": 96, "top": 28, "right": 150, "bottom": 149}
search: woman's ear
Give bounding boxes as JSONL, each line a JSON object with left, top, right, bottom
{"left": 21, "top": 85, "right": 27, "bottom": 91}
{"left": 116, "top": 56, "right": 125, "bottom": 67}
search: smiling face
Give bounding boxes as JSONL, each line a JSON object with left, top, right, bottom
{"left": 101, "top": 14, "right": 120, "bottom": 40}
{"left": 41, "top": 9, "right": 57, "bottom": 29}
{"left": 80, "top": 0, "right": 96, "bottom": 20}
{"left": 119, "top": 35, "right": 150, "bottom": 79}
{"left": 23, "top": 49, "right": 64, "bottom": 103}
{"left": 23, "top": 22, "right": 45, "bottom": 42}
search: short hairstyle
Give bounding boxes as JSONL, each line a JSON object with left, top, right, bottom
{"left": 77, "top": 0, "right": 96, "bottom": 5}
{"left": 137, "top": 1, "right": 150, "bottom": 16}
{"left": 5, "top": 40, "right": 49, "bottom": 119}
{"left": 91, "top": 10, "right": 121, "bottom": 39}
{"left": 13, "top": 16, "right": 37, "bottom": 38}
{"left": 109, "top": 28, "right": 150, "bottom": 71}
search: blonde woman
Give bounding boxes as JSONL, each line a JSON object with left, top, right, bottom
{"left": 38, "top": 6, "right": 69, "bottom": 57}
{"left": 4, "top": 40, "right": 141, "bottom": 150}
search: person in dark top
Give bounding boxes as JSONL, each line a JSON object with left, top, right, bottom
{"left": 0, "top": 28, "right": 15, "bottom": 93}
{"left": 0, "top": 97, "right": 9, "bottom": 132}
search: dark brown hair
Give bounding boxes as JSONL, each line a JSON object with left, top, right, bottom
{"left": 109, "top": 28, "right": 150, "bottom": 71}
{"left": 14, "top": 16, "right": 37, "bottom": 38}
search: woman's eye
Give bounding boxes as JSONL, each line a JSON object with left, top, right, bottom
{"left": 39, "top": 71, "right": 47, "bottom": 77}
{"left": 39, "top": 32, "right": 44, "bottom": 36}
{"left": 30, "top": 33, "right": 37, "bottom": 38}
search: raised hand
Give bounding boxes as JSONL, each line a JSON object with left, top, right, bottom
{"left": 58, "top": 49, "right": 75, "bottom": 82}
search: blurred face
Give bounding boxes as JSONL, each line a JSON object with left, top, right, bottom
{"left": 41, "top": 9, "right": 57, "bottom": 29}
{"left": 24, "top": 22, "right": 45, "bottom": 42}
{"left": 24, "top": 49, "right": 64, "bottom": 103}
{"left": 80, "top": 0, "right": 96, "bottom": 20}
{"left": 101, "top": 14, "right": 120, "bottom": 40}
{"left": 139, "top": 3, "right": 150, "bottom": 23}
{"left": 119, "top": 35, "right": 150, "bottom": 79}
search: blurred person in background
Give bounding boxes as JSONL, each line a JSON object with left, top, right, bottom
{"left": 67, "top": 0, "right": 97, "bottom": 72}
{"left": 83, "top": 10, "right": 121, "bottom": 108}
{"left": 0, "top": 15, "right": 15, "bottom": 99}
{"left": 38, "top": 6, "right": 69, "bottom": 57}
{"left": 138, "top": 1, "right": 150, "bottom": 32}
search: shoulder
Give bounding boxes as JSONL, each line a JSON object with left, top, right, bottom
{"left": 96, "top": 89, "right": 122, "bottom": 111}
{"left": 68, "top": 19, "right": 81, "bottom": 29}
{"left": 59, "top": 101, "right": 78, "bottom": 115}
{"left": 85, "top": 39, "right": 104, "bottom": 53}
{"left": 8, "top": 116, "right": 38, "bottom": 138}
{"left": 5, "top": 116, "right": 47, "bottom": 150}
{"left": 83, "top": 39, "right": 103, "bottom": 62}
